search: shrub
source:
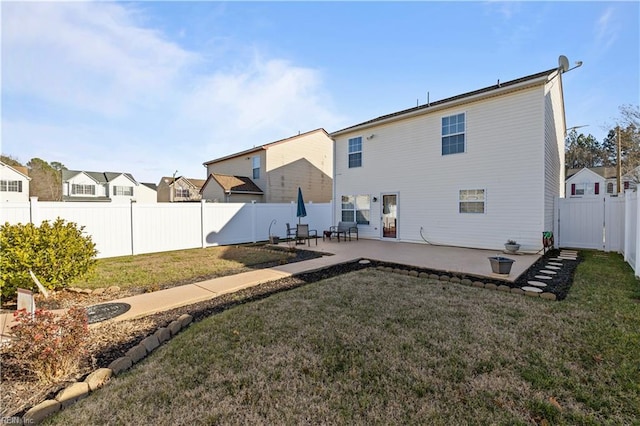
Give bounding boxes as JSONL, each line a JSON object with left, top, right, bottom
{"left": 0, "top": 218, "right": 98, "bottom": 298}
{"left": 10, "top": 306, "right": 89, "bottom": 383}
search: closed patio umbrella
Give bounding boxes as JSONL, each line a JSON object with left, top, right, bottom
{"left": 296, "top": 187, "right": 307, "bottom": 224}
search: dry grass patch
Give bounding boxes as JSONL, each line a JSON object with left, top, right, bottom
{"left": 75, "top": 245, "right": 294, "bottom": 291}
{"left": 47, "top": 252, "right": 639, "bottom": 424}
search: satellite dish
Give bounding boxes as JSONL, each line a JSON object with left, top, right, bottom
{"left": 558, "top": 55, "right": 570, "bottom": 73}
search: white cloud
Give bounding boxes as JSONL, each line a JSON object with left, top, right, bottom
{"left": 1, "top": 2, "right": 344, "bottom": 183}
{"left": 594, "top": 7, "right": 617, "bottom": 52}
{"left": 2, "top": 2, "right": 195, "bottom": 117}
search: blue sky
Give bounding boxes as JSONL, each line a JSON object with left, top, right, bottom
{"left": 2, "top": 1, "right": 638, "bottom": 183}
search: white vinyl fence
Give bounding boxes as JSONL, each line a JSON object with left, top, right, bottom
{"left": 0, "top": 199, "right": 332, "bottom": 259}
{"left": 556, "top": 192, "right": 639, "bottom": 277}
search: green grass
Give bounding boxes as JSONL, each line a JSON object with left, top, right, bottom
{"left": 48, "top": 250, "right": 640, "bottom": 424}
{"left": 74, "top": 245, "right": 294, "bottom": 291}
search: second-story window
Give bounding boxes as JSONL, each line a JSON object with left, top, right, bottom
{"left": 348, "top": 137, "right": 362, "bottom": 168}
{"left": 252, "top": 156, "right": 260, "bottom": 179}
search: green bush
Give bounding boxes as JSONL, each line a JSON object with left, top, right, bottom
{"left": 0, "top": 218, "right": 97, "bottom": 298}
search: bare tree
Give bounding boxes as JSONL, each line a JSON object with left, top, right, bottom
{"left": 27, "top": 158, "right": 63, "bottom": 201}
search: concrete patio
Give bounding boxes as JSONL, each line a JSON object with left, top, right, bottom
{"left": 279, "top": 237, "right": 541, "bottom": 282}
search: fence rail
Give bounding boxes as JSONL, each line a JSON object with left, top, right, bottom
{"left": 1, "top": 199, "right": 332, "bottom": 259}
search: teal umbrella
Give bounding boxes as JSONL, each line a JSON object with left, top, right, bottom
{"left": 296, "top": 187, "right": 307, "bottom": 224}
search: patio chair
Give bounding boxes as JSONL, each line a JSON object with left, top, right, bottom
{"left": 296, "top": 224, "right": 318, "bottom": 246}
{"left": 286, "top": 223, "right": 296, "bottom": 241}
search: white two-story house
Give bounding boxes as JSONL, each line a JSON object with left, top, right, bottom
{"left": 62, "top": 170, "right": 157, "bottom": 203}
{"left": 330, "top": 65, "right": 567, "bottom": 252}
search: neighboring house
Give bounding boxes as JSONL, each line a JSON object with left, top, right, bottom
{"left": 62, "top": 170, "right": 157, "bottom": 203}
{"left": 200, "top": 173, "right": 264, "bottom": 203}
{"left": 0, "top": 161, "right": 31, "bottom": 202}
{"left": 202, "top": 128, "right": 333, "bottom": 203}
{"left": 157, "top": 176, "right": 205, "bottom": 202}
{"left": 330, "top": 67, "right": 567, "bottom": 251}
{"left": 565, "top": 166, "right": 637, "bottom": 196}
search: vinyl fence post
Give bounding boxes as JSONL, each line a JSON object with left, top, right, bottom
{"left": 201, "top": 199, "right": 206, "bottom": 248}
{"left": 29, "top": 196, "right": 39, "bottom": 225}
{"left": 252, "top": 200, "right": 257, "bottom": 243}
{"left": 130, "top": 199, "right": 135, "bottom": 256}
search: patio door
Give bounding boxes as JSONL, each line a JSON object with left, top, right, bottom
{"left": 381, "top": 193, "right": 398, "bottom": 239}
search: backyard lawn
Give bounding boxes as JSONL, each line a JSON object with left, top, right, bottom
{"left": 47, "top": 251, "right": 639, "bottom": 424}
{"left": 74, "top": 244, "right": 298, "bottom": 291}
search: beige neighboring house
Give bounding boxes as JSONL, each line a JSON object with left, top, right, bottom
{"left": 565, "top": 166, "right": 638, "bottom": 196}
{"left": 157, "top": 176, "right": 206, "bottom": 202}
{"left": 199, "top": 173, "right": 264, "bottom": 203}
{"left": 0, "top": 161, "right": 31, "bottom": 202}
{"left": 202, "top": 128, "right": 333, "bottom": 203}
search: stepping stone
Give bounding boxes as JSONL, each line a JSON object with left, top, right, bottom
{"left": 522, "top": 286, "right": 543, "bottom": 293}
{"left": 548, "top": 262, "right": 563, "bottom": 266}
{"left": 546, "top": 265, "right": 561, "bottom": 270}
{"left": 540, "top": 270, "right": 557, "bottom": 275}
{"left": 558, "top": 257, "right": 576, "bottom": 261}
{"left": 561, "top": 250, "right": 578, "bottom": 255}
{"left": 527, "top": 281, "right": 547, "bottom": 287}
{"left": 534, "top": 275, "right": 552, "bottom": 280}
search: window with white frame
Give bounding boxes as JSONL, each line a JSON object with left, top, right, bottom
{"left": 113, "top": 186, "right": 133, "bottom": 196}
{"left": 252, "top": 156, "right": 260, "bottom": 179}
{"left": 341, "top": 194, "right": 370, "bottom": 224}
{"left": 442, "top": 113, "right": 465, "bottom": 155}
{"left": 175, "top": 187, "right": 190, "bottom": 198}
{"left": 348, "top": 137, "right": 362, "bottom": 168}
{"left": 71, "top": 184, "right": 95, "bottom": 195}
{"left": 459, "top": 189, "right": 485, "bottom": 213}
{"left": 0, "top": 180, "right": 22, "bottom": 192}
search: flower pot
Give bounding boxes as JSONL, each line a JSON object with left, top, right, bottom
{"left": 504, "top": 243, "right": 520, "bottom": 254}
{"left": 489, "top": 256, "right": 515, "bottom": 274}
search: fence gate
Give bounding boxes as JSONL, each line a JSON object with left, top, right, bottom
{"left": 557, "top": 196, "right": 625, "bottom": 252}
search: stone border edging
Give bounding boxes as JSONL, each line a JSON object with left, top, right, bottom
{"left": 21, "top": 313, "right": 194, "bottom": 424}
{"left": 375, "top": 265, "right": 558, "bottom": 301}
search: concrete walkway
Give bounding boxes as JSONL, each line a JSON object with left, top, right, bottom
{"left": 1, "top": 239, "right": 541, "bottom": 336}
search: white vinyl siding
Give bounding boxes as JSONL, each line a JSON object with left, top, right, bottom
{"left": 334, "top": 83, "right": 549, "bottom": 250}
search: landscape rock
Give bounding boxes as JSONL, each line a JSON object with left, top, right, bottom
{"left": 168, "top": 320, "right": 182, "bottom": 336}
{"left": 23, "top": 399, "right": 61, "bottom": 424}
{"left": 154, "top": 327, "right": 171, "bottom": 343}
{"left": 429, "top": 274, "right": 440, "bottom": 280}
{"left": 178, "top": 314, "right": 193, "bottom": 328}
{"left": 56, "top": 382, "right": 90, "bottom": 408}
{"left": 92, "top": 287, "right": 106, "bottom": 295}
{"left": 461, "top": 279, "right": 473, "bottom": 286}
{"left": 484, "top": 283, "right": 497, "bottom": 290}
{"left": 541, "top": 292, "right": 557, "bottom": 301}
{"left": 450, "top": 277, "right": 461, "bottom": 283}
{"left": 105, "top": 286, "right": 121, "bottom": 294}
{"left": 472, "top": 281, "right": 485, "bottom": 288}
{"left": 510, "top": 288, "right": 525, "bottom": 295}
{"left": 498, "top": 285, "right": 511, "bottom": 292}
{"left": 126, "top": 344, "right": 148, "bottom": 363}
{"left": 141, "top": 335, "right": 160, "bottom": 353}
{"left": 438, "top": 275, "right": 450, "bottom": 282}
{"left": 84, "top": 368, "right": 112, "bottom": 391}
{"left": 418, "top": 272, "right": 430, "bottom": 279}
{"left": 108, "top": 356, "right": 133, "bottom": 375}
{"left": 408, "top": 270, "right": 419, "bottom": 277}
